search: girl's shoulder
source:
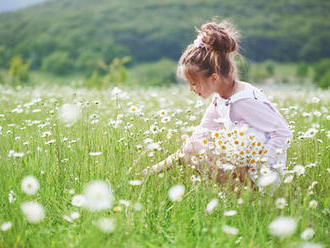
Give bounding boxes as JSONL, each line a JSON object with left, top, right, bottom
{"left": 211, "top": 81, "right": 271, "bottom": 112}
{"left": 230, "top": 82, "right": 269, "bottom": 104}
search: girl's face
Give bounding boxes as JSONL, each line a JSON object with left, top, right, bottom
{"left": 188, "top": 74, "right": 216, "bottom": 99}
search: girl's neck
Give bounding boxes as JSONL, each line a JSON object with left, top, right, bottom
{"left": 216, "top": 78, "right": 236, "bottom": 99}
{"left": 216, "top": 80, "right": 247, "bottom": 99}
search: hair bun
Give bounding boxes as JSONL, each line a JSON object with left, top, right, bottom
{"left": 199, "top": 19, "right": 239, "bottom": 54}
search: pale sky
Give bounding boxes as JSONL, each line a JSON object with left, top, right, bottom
{"left": 0, "top": 0, "right": 47, "bottom": 13}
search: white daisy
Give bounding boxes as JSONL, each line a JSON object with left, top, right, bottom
{"left": 293, "top": 165, "right": 305, "bottom": 176}
{"left": 275, "top": 198, "right": 287, "bottom": 209}
{"left": 1, "top": 221, "right": 12, "bottom": 231}
{"left": 128, "top": 180, "right": 143, "bottom": 186}
{"left": 222, "top": 225, "right": 238, "bottom": 235}
{"left": 71, "top": 194, "right": 86, "bottom": 207}
{"left": 70, "top": 211, "right": 80, "bottom": 220}
{"left": 89, "top": 152, "right": 102, "bottom": 156}
{"left": 224, "top": 210, "right": 237, "bottom": 216}
{"left": 308, "top": 200, "right": 318, "bottom": 209}
{"left": 301, "top": 228, "right": 315, "bottom": 240}
{"left": 206, "top": 198, "right": 219, "bottom": 214}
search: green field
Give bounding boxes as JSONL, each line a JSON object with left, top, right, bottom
{"left": 0, "top": 84, "right": 329, "bottom": 247}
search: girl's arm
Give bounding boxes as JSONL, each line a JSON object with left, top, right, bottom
{"left": 145, "top": 97, "right": 223, "bottom": 175}
{"left": 143, "top": 147, "right": 183, "bottom": 175}
{"left": 143, "top": 138, "right": 204, "bottom": 175}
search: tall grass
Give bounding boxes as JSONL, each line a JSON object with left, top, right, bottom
{"left": 0, "top": 84, "right": 329, "bottom": 247}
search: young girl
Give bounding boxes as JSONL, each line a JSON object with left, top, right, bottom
{"left": 144, "top": 19, "right": 293, "bottom": 188}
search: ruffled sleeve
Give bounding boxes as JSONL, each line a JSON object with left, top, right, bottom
{"left": 182, "top": 96, "right": 223, "bottom": 156}
{"left": 191, "top": 97, "right": 223, "bottom": 139}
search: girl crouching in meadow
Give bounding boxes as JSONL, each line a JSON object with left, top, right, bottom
{"left": 144, "top": 18, "right": 293, "bottom": 190}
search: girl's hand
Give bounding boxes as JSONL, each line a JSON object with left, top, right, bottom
{"left": 142, "top": 160, "right": 166, "bottom": 176}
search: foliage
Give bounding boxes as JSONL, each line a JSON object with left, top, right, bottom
{"left": 9, "top": 55, "right": 30, "bottom": 83}
{"left": 318, "top": 71, "right": 330, "bottom": 89}
{"left": 296, "top": 62, "right": 309, "bottom": 78}
{"left": 85, "top": 70, "right": 103, "bottom": 89}
{"left": 0, "top": 85, "right": 329, "bottom": 247}
{"left": 107, "top": 56, "right": 132, "bottom": 85}
{"left": 236, "top": 55, "right": 250, "bottom": 81}
{"left": 75, "top": 50, "right": 103, "bottom": 73}
{"left": 130, "top": 58, "right": 177, "bottom": 86}
{"left": 313, "top": 59, "right": 330, "bottom": 83}
{"left": 312, "top": 58, "right": 330, "bottom": 89}
{"left": 85, "top": 56, "right": 132, "bottom": 88}
{"left": 249, "top": 68, "right": 269, "bottom": 83}
{"left": 41, "top": 51, "right": 73, "bottom": 75}
{"left": 0, "top": 45, "right": 9, "bottom": 68}
{"left": 264, "top": 60, "right": 275, "bottom": 77}
{"left": 0, "top": 0, "right": 329, "bottom": 74}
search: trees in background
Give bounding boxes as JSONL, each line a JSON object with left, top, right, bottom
{"left": 1, "top": 0, "right": 330, "bottom": 76}
{"left": 129, "top": 58, "right": 177, "bottom": 87}
{"left": 236, "top": 55, "right": 250, "bottom": 82}
{"left": 85, "top": 56, "right": 132, "bottom": 89}
{"left": 296, "top": 62, "right": 309, "bottom": 79}
{"left": 9, "top": 55, "right": 30, "bottom": 83}
{"left": 41, "top": 51, "right": 73, "bottom": 75}
{"left": 313, "top": 59, "right": 330, "bottom": 89}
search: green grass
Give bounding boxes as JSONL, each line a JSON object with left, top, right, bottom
{"left": 0, "top": 84, "right": 329, "bottom": 247}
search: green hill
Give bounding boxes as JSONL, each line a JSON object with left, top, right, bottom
{"left": 0, "top": 0, "right": 329, "bottom": 72}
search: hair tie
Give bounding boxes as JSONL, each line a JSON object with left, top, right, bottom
{"left": 193, "top": 35, "right": 205, "bottom": 49}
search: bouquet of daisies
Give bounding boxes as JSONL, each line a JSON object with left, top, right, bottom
{"left": 184, "top": 123, "right": 270, "bottom": 177}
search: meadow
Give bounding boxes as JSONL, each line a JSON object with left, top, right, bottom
{"left": 0, "top": 83, "right": 329, "bottom": 247}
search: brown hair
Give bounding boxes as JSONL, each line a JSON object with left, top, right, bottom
{"left": 177, "top": 17, "right": 241, "bottom": 84}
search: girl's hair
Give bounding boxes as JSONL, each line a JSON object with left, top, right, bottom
{"left": 177, "top": 17, "right": 241, "bottom": 84}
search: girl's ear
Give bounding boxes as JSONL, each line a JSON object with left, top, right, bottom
{"left": 210, "top": 73, "right": 219, "bottom": 85}
{"left": 211, "top": 73, "right": 219, "bottom": 82}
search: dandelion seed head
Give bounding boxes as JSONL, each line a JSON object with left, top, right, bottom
{"left": 168, "top": 184, "right": 185, "bottom": 202}
{"left": 96, "top": 217, "right": 115, "bottom": 233}
{"left": 83, "top": 180, "right": 114, "bottom": 212}
{"left": 58, "top": 103, "right": 81, "bottom": 125}
{"left": 21, "top": 176, "right": 39, "bottom": 195}
{"left": 268, "top": 216, "right": 296, "bottom": 238}
{"left": 21, "top": 201, "right": 45, "bottom": 223}
{"left": 258, "top": 172, "right": 279, "bottom": 187}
